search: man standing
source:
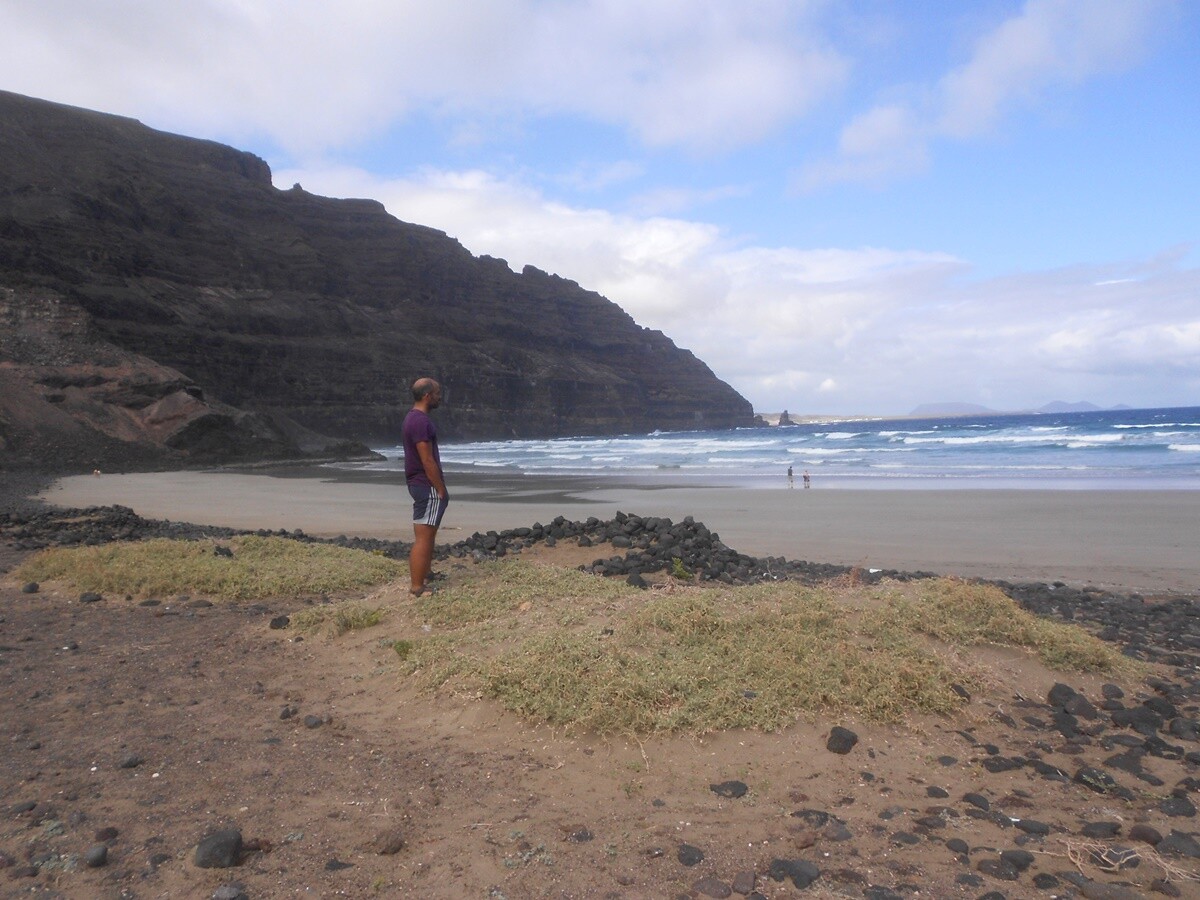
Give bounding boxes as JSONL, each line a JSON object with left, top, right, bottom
{"left": 402, "top": 377, "right": 447, "bottom": 596}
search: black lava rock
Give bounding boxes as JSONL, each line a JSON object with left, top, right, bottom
{"left": 194, "top": 829, "right": 243, "bottom": 868}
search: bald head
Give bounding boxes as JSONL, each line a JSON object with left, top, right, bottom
{"left": 411, "top": 378, "right": 442, "bottom": 410}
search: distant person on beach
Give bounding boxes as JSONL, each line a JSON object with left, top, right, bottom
{"left": 787, "top": 465, "right": 794, "bottom": 487}
{"left": 402, "top": 377, "right": 448, "bottom": 597}
{"left": 803, "top": 470, "right": 811, "bottom": 489}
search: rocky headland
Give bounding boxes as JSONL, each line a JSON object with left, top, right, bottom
{"left": 0, "top": 90, "right": 753, "bottom": 471}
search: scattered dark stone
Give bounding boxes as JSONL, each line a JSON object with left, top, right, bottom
{"left": 1102, "top": 684, "right": 1125, "bottom": 700}
{"left": 1160, "top": 795, "right": 1197, "bottom": 817}
{"left": 9, "top": 800, "right": 37, "bottom": 815}
{"left": 1015, "top": 819, "right": 1050, "bottom": 836}
{"left": 324, "top": 858, "right": 353, "bottom": 871}
{"left": 963, "top": 792, "right": 990, "bottom": 811}
{"left": 1048, "top": 682, "right": 1078, "bottom": 706}
{"left": 567, "top": 828, "right": 593, "bottom": 843}
{"left": 194, "top": 829, "right": 243, "bottom": 868}
{"left": 94, "top": 826, "right": 119, "bottom": 842}
{"left": 710, "top": 780, "right": 748, "bottom": 799}
{"left": 118, "top": 753, "right": 143, "bottom": 769}
{"left": 83, "top": 844, "right": 108, "bottom": 867}
{"left": 767, "top": 858, "right": 819, "bottom": 889}
{"left": 1128, "top": 823, "right": 1163, "bottom": 845}
{"left": 863, "top": 888, "right": 903, "bottom": 900}
{"left": 976, "top": 857, "right": 1019, "bottom": 881}
{"left": 268, "top": 615, "right": 289, "bottom": 629}
{"left": 1112, "top": 705, "right": 1165, "bottom": 735}
{"left": 21, "top": 582, "right": 38, "bottom": 594}
{"left": 1033, "top": 873, "right": 1060, "bottom": 889}
{"left": 890, "top": 831, "right": 920, "bottom": 846}
{"left": 677, "top": 843, "right": 704, "bottom": 866}
{"left": 212, "top": 884, "right": 249, "bottom": 900}
{"left": 926, "top": 786, "right": 950, "bottom": 798}
{"left": 280, "top": 705, "right": 298, "bottom": 720}
{"left": 693, "top": 875, "right": 732, "bottom": 898}
{"left": 1000, "top": 849, "right": 1034, "bottom": 871}
{"left": 730, "top": 871, "right": 755, "bottom": 895}
{"left": 1074, "top": 766, "right": 1127, "bottom": 797}
{"left": 937, "top": 755, "right": 958, "bottom": 766}
{"left": 1158, "top": 830, "right": 1200, "bottom": 858}
{"left": 826, "top": 726, "right": 858, "bottom": 754}
{"left": 981, "top": 756, "right": 1023, "bottom": 773}
{"left": 1081, "top": 822, "right": 1122, "bottom": 838}
{"left": 625, "top": 572, "right": 648, "bottom": 589}
{"left": 955, "top": 873, "right": 983, "bottom": 887}
{"left": 79, "top": 591, "right": 102, "bottom": 603}
{"left": 945, "top": 838, "right": 969, "bottom": 855}
{"left": 303, "top": 714, "right": 324, "bottom": 729}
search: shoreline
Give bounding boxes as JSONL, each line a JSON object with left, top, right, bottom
{"left": 29, "top": 466, "right": 1200, "bottom": 595}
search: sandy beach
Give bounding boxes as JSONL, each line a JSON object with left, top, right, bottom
{"left": 37, "top": 467, "right": 1200, "bottom": 594}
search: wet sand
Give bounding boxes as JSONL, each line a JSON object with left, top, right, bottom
{"left": 38, "top": 467, "right": 1200, "bottom": 594}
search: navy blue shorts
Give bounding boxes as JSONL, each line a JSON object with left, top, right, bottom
{"left": 409, "top": 484, "right": 448, "bottom": 528}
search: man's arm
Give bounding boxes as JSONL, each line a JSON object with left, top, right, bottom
{"left": 416, "top": 441, "right": 446, "bottom": 497}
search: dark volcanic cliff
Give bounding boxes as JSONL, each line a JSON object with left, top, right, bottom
{"left": 0, "top": 90, "right": 753, "bottom": 468}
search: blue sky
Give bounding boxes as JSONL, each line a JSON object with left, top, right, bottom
{"left": 2, "top": 0, "right": 1197, "bottom": 415}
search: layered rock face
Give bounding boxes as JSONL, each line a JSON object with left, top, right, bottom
{"left": 0, "top": 90, "right": 754, "bottom": 468}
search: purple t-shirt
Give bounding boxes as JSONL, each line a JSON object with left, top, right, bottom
{"left": 402, "top": 408, "right": 442, "bottom": 487}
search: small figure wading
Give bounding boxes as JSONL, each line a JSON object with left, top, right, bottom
{"left": 402, "top": 378, "right": 448, "bottom": 597}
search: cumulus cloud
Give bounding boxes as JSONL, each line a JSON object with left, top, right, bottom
{"left": 0, "top": 0, "right": 846, "bottom": 155}
{"left": 278, "top": 164, "right": 1200, "bottom": 412}
{"left": 800, "top": 0, "right": 1172, "bottom": 189}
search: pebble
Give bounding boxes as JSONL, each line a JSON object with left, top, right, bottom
{"left": 826, "top": 726, "right": 858, "bottom": 754}
{"left": 677, "top": 843, "right": 704, "bottom": 866}
{"left": 693, "top": 875, "right": 732, "bottom": 898}
{"left": 194, "top": 828, "right": 243, "bottom": 868}
{"left": 710, "top": 780, "right": 748, "bottom": 799}
{"left": 83, "top": 843, "right": 108, "bottom": 867}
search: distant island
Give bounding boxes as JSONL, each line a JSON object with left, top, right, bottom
{"left": 909, "top": 401, "right": 1133, "bottom": 417}
{"left": 761, "top": 401, "right": 1137, "bottom": 426}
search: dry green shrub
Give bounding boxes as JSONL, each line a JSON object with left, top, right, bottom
{"left": 406, "top": 576, "right": 971, "bottom": 733}
{"left": 290, "top": 602, "right": 387, "bottom": 636}
{"left": 875, "top": 578, "right": 1137, "bottom": 675}
{"left": 413, "top": 558, "right": 635, "bottom": 625}
{"left": 14, "top": 536, "right": 405, "bottom": 601}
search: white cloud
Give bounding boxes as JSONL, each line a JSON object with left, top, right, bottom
{"left": 0, "top": 0, "right": 846, "bottom": 155}
{"left": 801, "top": 0, "right": 1172, "bottom": 189}
{"left": 278, "top": 164, "right": 1199, "bottom": 413}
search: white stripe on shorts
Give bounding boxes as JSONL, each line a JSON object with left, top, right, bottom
{"left": 418, "top": 491, "right": 443, "bottom": 527}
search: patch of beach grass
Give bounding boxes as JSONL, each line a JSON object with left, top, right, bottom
{"left": 872, "top": 578, "right": 1138, "bottom": 675}
{"left": 393, "top": 568, "right": 1140, "bottom": 735}
{"left": 13, "top": 536, "right": 405, "bottom": 601}
{"left": 290, "top": 602, "right": 388, "bottom": 637}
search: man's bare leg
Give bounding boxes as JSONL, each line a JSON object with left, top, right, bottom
{"left": 410, "top": 523, "right": 438, "bottom": 593}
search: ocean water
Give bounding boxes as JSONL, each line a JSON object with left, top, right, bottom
{"left": 372, "top": 406, "right": 1200, "bottom": 489}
